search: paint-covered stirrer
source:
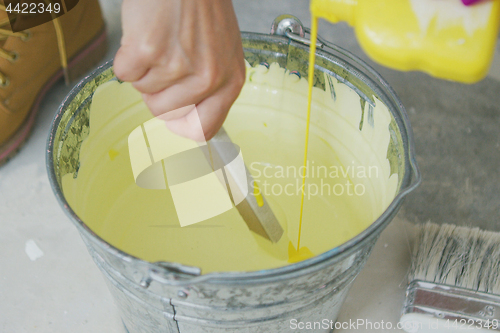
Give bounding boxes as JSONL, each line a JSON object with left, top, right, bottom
{"left": 205, "top": 127, "right": 284, "bottom": 243}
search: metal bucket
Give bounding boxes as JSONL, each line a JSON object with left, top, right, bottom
{"left": 47, "top": 16, "right": 420, "bottom": 333}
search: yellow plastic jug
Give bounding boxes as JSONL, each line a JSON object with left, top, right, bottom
{"left": 311, "top": 0, "right": 500, "bottom": 83}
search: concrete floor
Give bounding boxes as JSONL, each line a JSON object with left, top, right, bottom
{"left": 1, "top": 0, "right": 499, "bottom": 332}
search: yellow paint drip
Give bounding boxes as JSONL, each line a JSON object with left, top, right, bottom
{"left": 287, "top": 241, "right": 314, "bottom": 263}
{"left": 108, "top": 149, "right": 119, "bottom": 161}
{"left": 253, "top": 181, "right": 264, "bottom": 207}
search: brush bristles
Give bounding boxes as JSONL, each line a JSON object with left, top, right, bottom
{"left": 409, "top": 222, "right": 500, "bottom": 294}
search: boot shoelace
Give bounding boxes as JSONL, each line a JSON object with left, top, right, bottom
{"left": 0, "top": 4, "right": 68, "bottom": 88}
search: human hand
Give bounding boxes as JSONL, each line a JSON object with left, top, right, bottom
{"left": 114, "top": 0, "right": 246, "bottom": 141}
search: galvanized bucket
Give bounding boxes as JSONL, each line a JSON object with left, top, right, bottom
{"left": 47, "top": 16, "right": 420, "bottom": 333}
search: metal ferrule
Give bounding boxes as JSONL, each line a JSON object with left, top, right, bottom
{"left": 403, "top": 280, "right": 500, "bottom": 330}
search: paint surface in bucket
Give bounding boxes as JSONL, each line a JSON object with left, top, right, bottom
{"left": 61, "top": 61, "right": 398, "bottom": 273}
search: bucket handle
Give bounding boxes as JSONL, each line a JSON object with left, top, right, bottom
{"left": 270, "top": 14, "right": 324, "bottom": 48}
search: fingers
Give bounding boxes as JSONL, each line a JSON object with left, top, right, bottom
{"left": 140, "top": 76, "right": 212, "bottom": 117}
{"left": 131, "top": 56, "right": 193, "bottom": 94}
{"left": 162, "top": 107, "right": 209, "bottom": 142}
{"left": 160, "top": 79, "right": 243, "bottom": 142}
{"left": 115, "top": 0, "right": 246, "bottom": 142}
{"left": 114, "top": 45, "right": 151, "bottom": 82}
{"left": 196, "top": 102, "right": 229, "bottom": 141}
{"left": 143, "top": 55, "right": 245, "bottom": 141}
{"left": 115, "top": 0, "right": 171, "bottom": 82}
{"left": 140, "top": 53, "right": 245, "bottom": 115}
{"left": 195, "top": 83, "right": 241, "bottom": 140}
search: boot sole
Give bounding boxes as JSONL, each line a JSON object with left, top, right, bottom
{"left": 0, "top": 27, "right": 108, "bottom": 167}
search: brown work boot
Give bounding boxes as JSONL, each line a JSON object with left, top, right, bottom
{"left": 0, "top": 0, "right": 107, "bottom": 165}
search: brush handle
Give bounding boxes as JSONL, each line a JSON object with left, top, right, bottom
{"left": 206, "top": 127, "right": 284, "bottom": 243}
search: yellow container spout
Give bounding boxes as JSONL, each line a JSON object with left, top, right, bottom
{"left": 311, "top": 0, "right": 500, "bottom": 83}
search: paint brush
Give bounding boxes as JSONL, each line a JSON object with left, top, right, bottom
{"left": 205, "top": 127, "right": 284, "bottom": 243}
{"left": 400, "top": 222, "right": 500, "bottom": 332}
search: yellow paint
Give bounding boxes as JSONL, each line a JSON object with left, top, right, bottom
{"left": 288, "top": 241, "right": 315, "bottom": 263}
{"left": 310, "top": 0, "right": 500, "bottom": 83}
{"left": 61, "top": 58, "right": 398, "bottom": 273}
{"left": 253, "top": 181, "right": 264, "bottom": 207}
{"left": 297, "top": 16, "right": 319, "bottom": 251}
{"left": 108, "top": 149, "right": 119, "bottom": 161}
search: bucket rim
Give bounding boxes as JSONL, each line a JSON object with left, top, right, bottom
{"left": 46, "top": 31, "right": 421, "bottom": 285}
